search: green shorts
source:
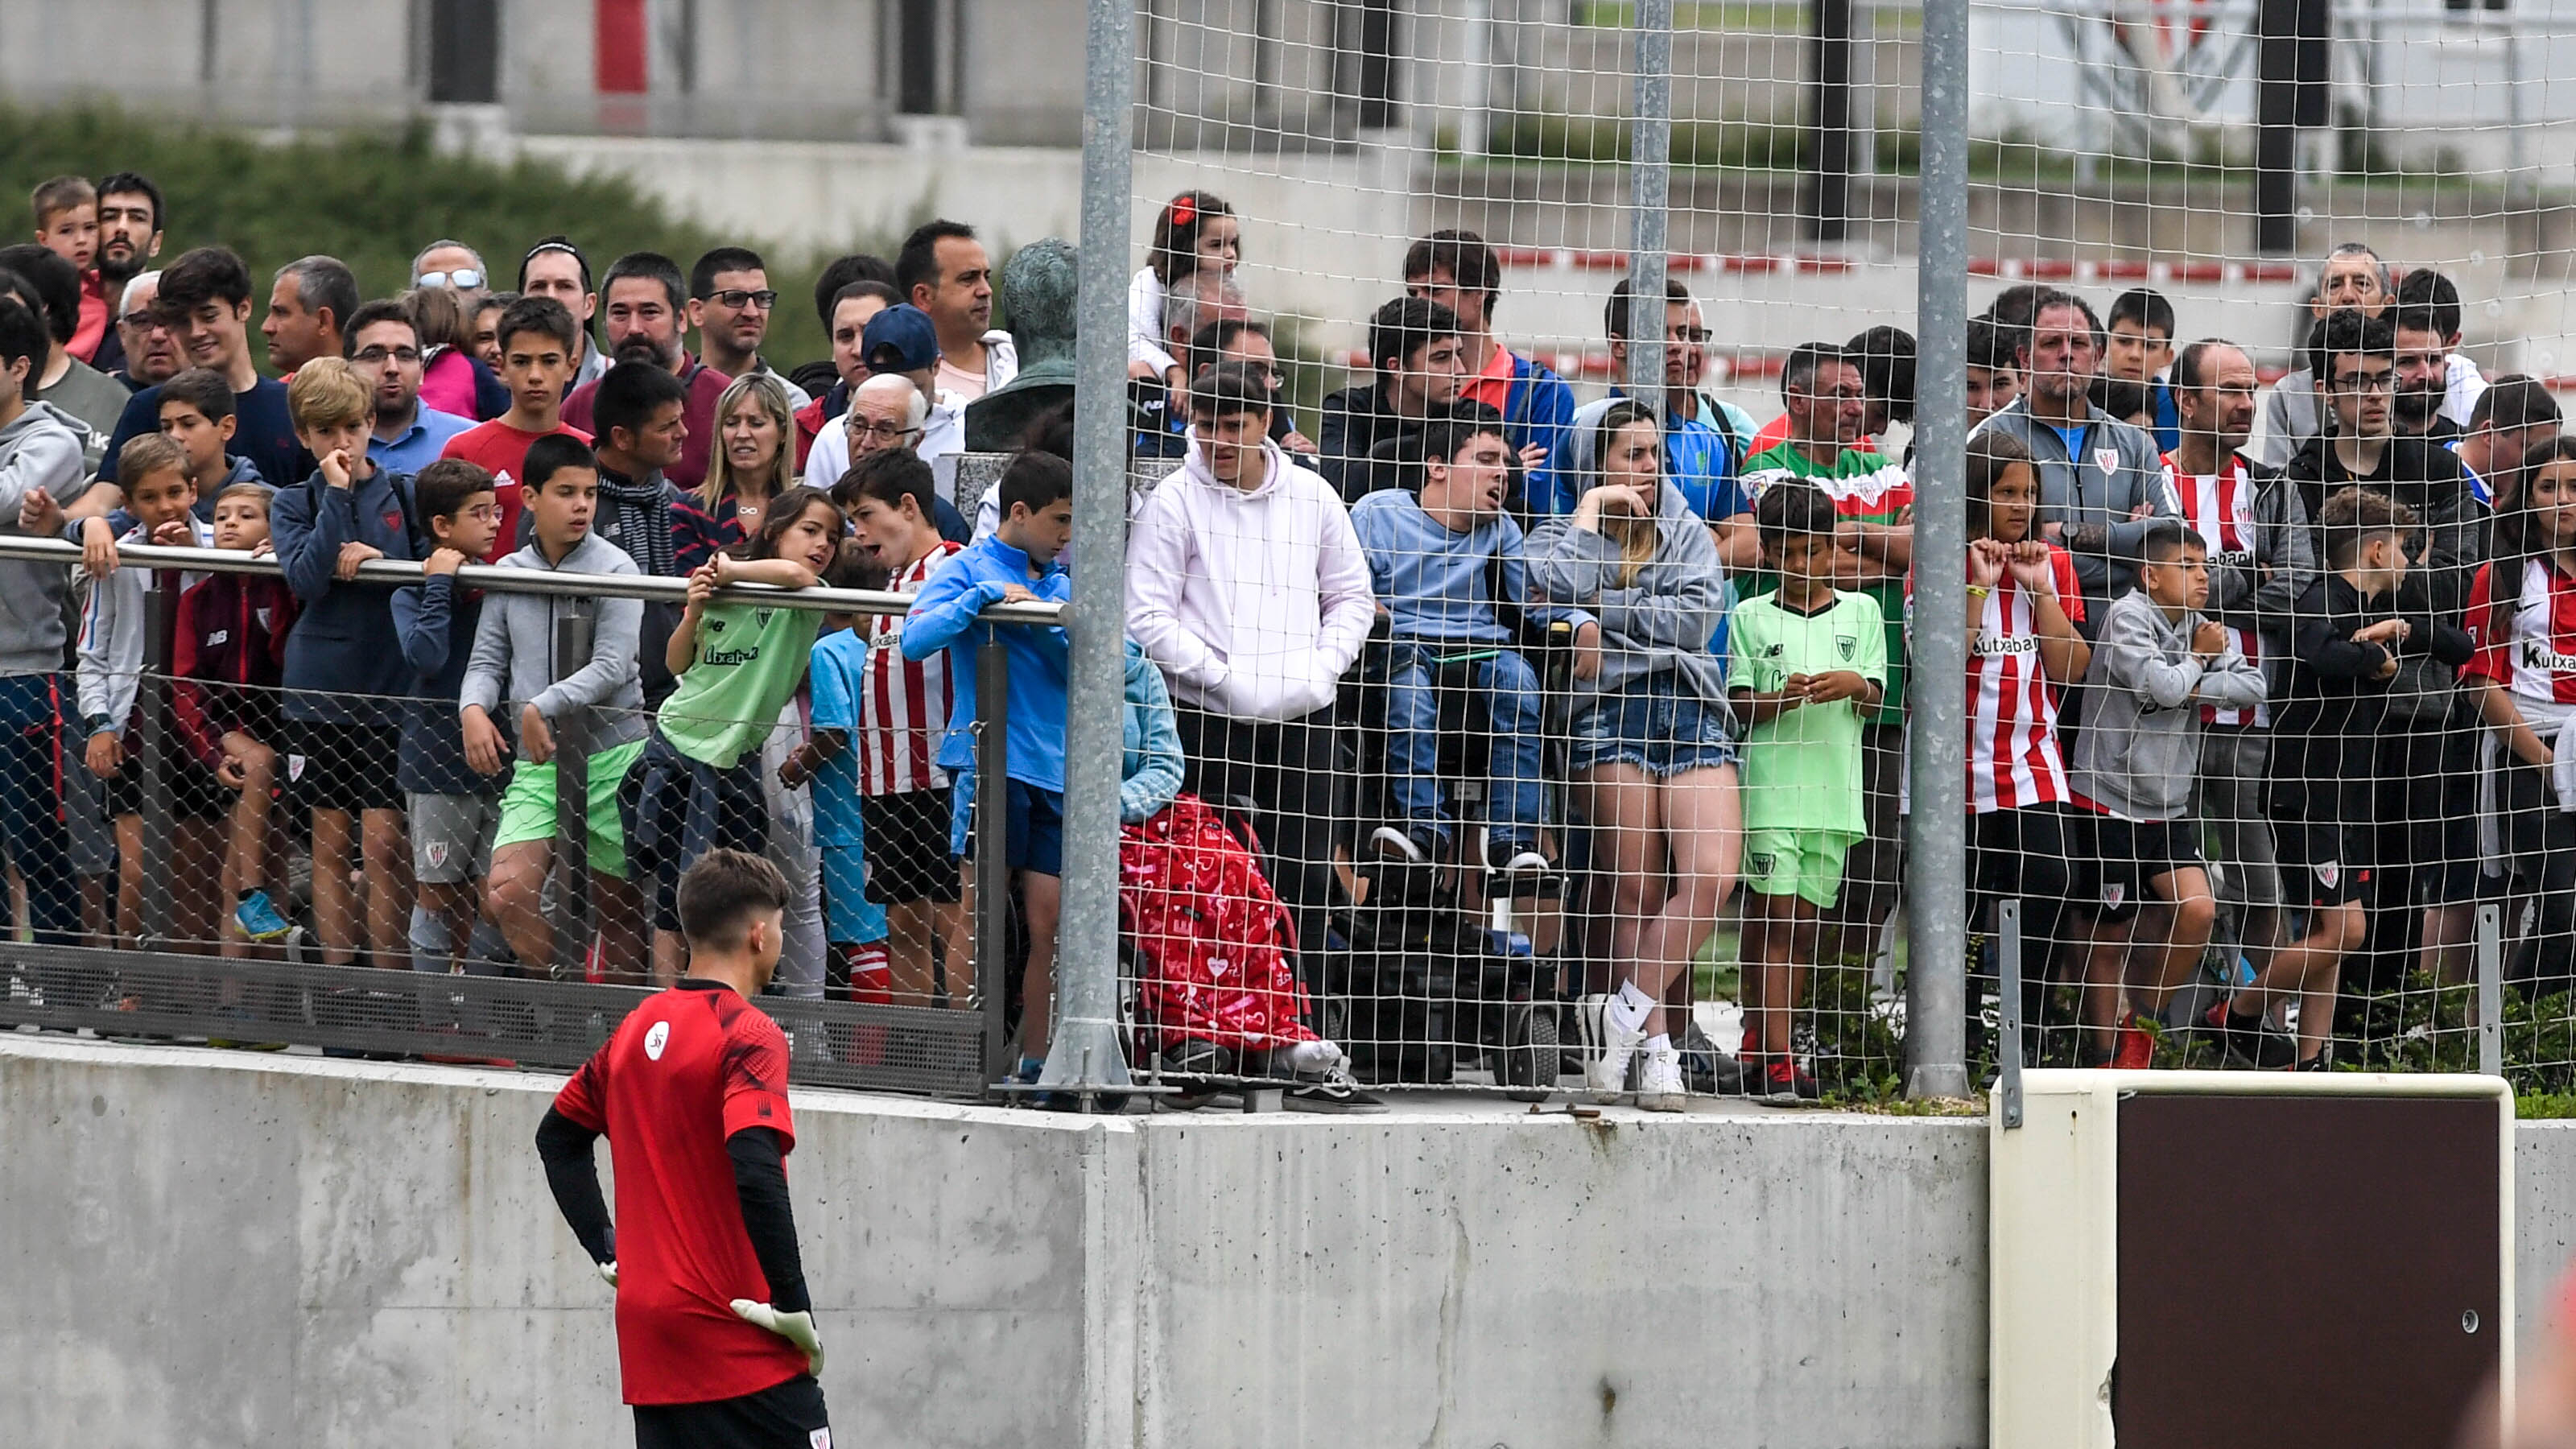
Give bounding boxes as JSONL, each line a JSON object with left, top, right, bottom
{"left": 1743, "top": 828, "right": 1858, "bottom": 909}
{"left": 494, "top": 738, "right": 649, "bottom": 878}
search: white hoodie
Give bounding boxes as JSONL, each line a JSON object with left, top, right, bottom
{"left": 1126, "top": 436, "right": 1376, "bottom": 722}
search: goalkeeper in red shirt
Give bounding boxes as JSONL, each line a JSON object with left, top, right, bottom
{"left": 537, "top": 848, "right": 832, "bottom": 1448}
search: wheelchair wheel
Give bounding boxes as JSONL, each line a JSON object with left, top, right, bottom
{"left": 1500, "top": 1001, "right": 1558, "bottom": 1103}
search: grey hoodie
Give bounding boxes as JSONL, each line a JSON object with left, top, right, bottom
{"left": 0, "top": 398, "right": 94, "bottom": 675}
{"left": 2069, "top": 589, "right": 2268, "bottom": 820}
{"left": 1525, "top": 479, "right": 1732, "bottom": 712}
{"left": 460, "top": 530, "right": 648, "bottom": 758}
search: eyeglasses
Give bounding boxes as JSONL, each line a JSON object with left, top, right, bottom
{"left": 119, "top": 310, "right": 167, "bottom": 332}
{"left": 415, "top": 269, "right": 485, "bottom": 291}
{"left": 704, "top": 288, "right": 778, "bottom": 311}
{"left": 353, "top": 345, "right": 423, "bottom": 365}
{"left": 850, "top": 419, "right": 923, "bottom": 443}
{"left": 2330, "top": 369, "right": 2396, "bottom": 393}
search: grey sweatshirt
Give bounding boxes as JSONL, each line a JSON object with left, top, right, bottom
{"left": 1525, "top": 479, "right": 1732, "bottom": 711}
{"left": 460, "top": 531, "right": 648, "bottom": 758}
{"left": 0, "top": 398, "right": 94, "bottom": 675}
{"left": 2069, "top": 589, "right": 2268, "bottom": 820}
{"left": 1975, "top": 398, "right": 2174, "bottom": 623}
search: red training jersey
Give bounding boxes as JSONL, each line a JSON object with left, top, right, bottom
{"left": 440, "top": 418, "right": 592, "bottom": 554}
{"left": 2165, "top": 453, "right": 2268, "bottom": 728}
{"left": 551, "top": 980, "right": 807, "bottom": 1406}
{"left": 1966, "top": 543, "right": 2086, "bottom": 814}
{"left": 2466, "top": 557, "right": 2576, "bottom": 712}
{"left": 860, "top": 542, "right": 963, "bottom": 795}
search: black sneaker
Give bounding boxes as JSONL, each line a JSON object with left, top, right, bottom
{"left": 2201, "top": 1001, "right": 2296, "bottom": 1069}
{"left": 1162, "top": 1038, "right": 1236, "bottom": 1078}
{"left": 1370, "top": 826, "right": 1432, "bottom": 865}
{"left": 1284, "top": 1075, "right": 1388, "bottom": 1113}
{"left": 1485, "top": 839, "right": 1552, "bottom": 876}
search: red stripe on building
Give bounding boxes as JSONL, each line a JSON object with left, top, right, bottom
{"left": 596, "top": 0, "right": 649, "bottom": 95}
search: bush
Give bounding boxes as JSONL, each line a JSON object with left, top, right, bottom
{"left": 0, "top": 105, "right": 853, "bottom": 372}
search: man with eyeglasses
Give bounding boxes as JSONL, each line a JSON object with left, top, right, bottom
{"left": 1129, "top": 268, "right": 1247, "bottom": 460}
{"left": 1539, "top": 279, "right": 1748, "bottom": 559}
{"left": 411, "top": 239, "right": 490, "bottom": 305}
{"left": 561, "top": 250, "right": 731, "bottom": 492}
{"left": 344, "top": 298, "right": 472, "bottom": 475}
{"left": 2282, "top": 306, "right": 2485, "bottom": 998}
{"left": 686, "top": 246, "right": 811, "bottom": 410}
{"left": 108, "top": 270, "right": 179, "bottom": 391}
{"left": 1188, "top": 317, "right": 1318, "bottom": 456}
{"left": 800, "top": 306, "right": 964, "bottom": 498}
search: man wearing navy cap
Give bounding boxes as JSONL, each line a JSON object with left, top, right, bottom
{"left": 799, "top": 303, "right": 964, "bottom": 493}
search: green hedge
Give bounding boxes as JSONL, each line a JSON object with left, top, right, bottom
{"left": 0, "top": 106, "right": 857, "bottom": 373}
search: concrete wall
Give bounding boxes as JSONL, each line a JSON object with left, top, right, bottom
{"left": 6, "top": 1034, "right": 2567, "bottom": 1447}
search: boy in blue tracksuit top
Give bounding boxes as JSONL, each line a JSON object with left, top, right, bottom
{"left": 1350, "top": 417, "right": 1594, "bottom": 875}
{"left": 390, "top": 458, "right": 508, "bottom": 976}
{"left": 902, "top": 451, "right": 1073, "bottom": 1080}
{"left": 268, "top": 357, "right": 421, "bottom": 968}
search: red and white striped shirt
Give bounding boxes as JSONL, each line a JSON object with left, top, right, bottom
{"left": 2165, "top": 453, "right": 2268, "bottom": 728}
{"left": 2466, "top": 557, "right": 2576, "bottom": 728}
{"left": 860, "top": 542, "right": 964, "bottom": 795}
{"left": 1967, "top": 543, "right": 2086, "bottom": 814}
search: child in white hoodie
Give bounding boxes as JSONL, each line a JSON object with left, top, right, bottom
{"left": 1126, "top": 361, "right": 1376, "bottom": 998}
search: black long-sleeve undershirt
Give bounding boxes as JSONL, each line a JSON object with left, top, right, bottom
{"left": 535, "top": 1106, "right": 615, "bottom": 1267}
{"left": 534, "top": 1108, "right": 810, "bottom": 1316}
{"left": 727, "top": 1126, "right": 811, "bottom": 1315}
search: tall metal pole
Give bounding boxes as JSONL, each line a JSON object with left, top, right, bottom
{"left": 1905, "top": 0, "right": 1971, "bottom": 1100}
{"left": 1624, "top": 0, "right": 1672, "bottom": 405}
{"left": 1041, "top": 0, "right": 1136, "bottom": 1095}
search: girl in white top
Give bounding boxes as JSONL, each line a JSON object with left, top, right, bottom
{"left": 1129, "top": 190, "right": 1241, "bottom": 391}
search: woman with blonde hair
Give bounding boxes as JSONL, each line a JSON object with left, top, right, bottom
{"left": 675, "top": 369, "right": 799, "bottom": 572}
{"left": 1528, "top": 400, "right": 1739, "bottom": 1112}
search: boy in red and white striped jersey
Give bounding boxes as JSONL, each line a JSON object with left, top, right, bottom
{"left": 1960, "top": 430, "right": 2092, "bottom": 1062}
{"left": 792, "top": 449, "right": 966, "bottom": 1009}
{"left": 2165, "top": 339, "right": 2316, "bottom": 1009}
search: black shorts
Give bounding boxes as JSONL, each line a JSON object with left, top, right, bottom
{"left": 861, "top": 787, "right": 960, "bottom": 904}
{"left": 632, "top": 1373, "right": 829, "bottom": 1449}
{"left": 103, "top": 756, "right": 229, "bottom": 822}
{"left": 2274, "top": 815, "right": 2370, "bottom": 910}
{"left": 2079, "top": 814, "right": 2206, "bottom": 923}
{"left": 283, "top": 720, "right": 403, "bottom": 814}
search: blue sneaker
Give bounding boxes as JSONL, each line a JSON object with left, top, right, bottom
{"left": 234, "top": 890, "right": 293, "bottom": 943}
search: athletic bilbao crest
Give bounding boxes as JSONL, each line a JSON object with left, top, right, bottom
{"left": 2102, "top": 881, "right": 2127, "bottom": 911}
{"left": 2316, "top": 860, "right": 2340, "bottom": 890}
{"left": 2095, "top": 448, "right": 2121, "bottom": 477}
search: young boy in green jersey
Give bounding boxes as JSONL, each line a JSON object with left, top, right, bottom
{"left": 1726, "top": 480, "right": 1885, "bottom": 1104}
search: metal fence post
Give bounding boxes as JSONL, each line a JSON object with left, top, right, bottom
{"left": 1905, "top": 0, "right": 1972, "bottom": 1100}
{"left": 549, "top": 609, "right": 593, "bottom": 979}
{"left": 136, "top": 572, "right": 177, "bottom": 945}
{"left": 1038, "top": 0, "right": 1137, "bottom": 1096}
{"left": 1997, "top": 900, "right": 2023, "bottom": 1129}
{"left": 1624, "top": 0, "right": 1672, "bottom": 402}
{"left": 2476, "top": 901, "right": 2502, "bottom": 1079}
{"left": 976, "top": 627, "right": 1013, "bottom": 1084}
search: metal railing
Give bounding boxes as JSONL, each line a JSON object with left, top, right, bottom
{"left": 0, "top": 531, "right": 1063, "bottom": 1099}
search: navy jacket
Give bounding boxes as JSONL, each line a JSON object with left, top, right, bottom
{"left": 391, "top": 573, "right": 502, "bottom": 795}
{"left": 270, "top": 463, "right": 420, "bottom": 724}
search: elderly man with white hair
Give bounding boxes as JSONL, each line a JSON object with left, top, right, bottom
{"left": 800, "top": 369, "right": 956, "bottom": 490}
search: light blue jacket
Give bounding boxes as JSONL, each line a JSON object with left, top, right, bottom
{"left": 902, "top": 533, "right": 1071, "bottom": 792}
{"left": 1121, "top": 638, "right": 1184, "bottom": 823}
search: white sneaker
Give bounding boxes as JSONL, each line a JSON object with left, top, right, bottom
{"left": 1587, "top": 993, "right": 1650, "bottom": 1103}
{"left": 1637, "top": 1044, "right": 1686, "bottom": 1112}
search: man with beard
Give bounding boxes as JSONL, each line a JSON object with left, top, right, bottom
{"left": 686, "top": 246, "right": 808, "bottom": 408}
{"left": 345, "top": 298, "right": 473, "bottom": 475}
{"left": 2162, "top": 338, "right": 2314, "bottom": 1018}
{"left": 1973, "top": 287, "right": 2172, "bottom": 635}
{"left": 560, "top": 251, "right": 729, "bottom": 492}
{"left": 2391, "top": 300, "right": 2460, "bottom": 444}
{"left": 2282, "top": 306, "right": 2484, "bottom": 997}
{"left": 2394, "top": 266, "right": 2487, "bottom": 431}
{"left": 108, "top": 270, "right": 179, "bottom": 390}
{"left": 2451, "top": 373, "right": 2560, "bottom": 508}
{"left": 84, "top": 172, "right": 161, "bottom": 375}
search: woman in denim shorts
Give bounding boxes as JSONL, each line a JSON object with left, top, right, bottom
{"left": 1527, "top": 402, "right": 1741, "bottom": 1110}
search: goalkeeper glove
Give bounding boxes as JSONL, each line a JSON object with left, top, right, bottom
{"left": 597, "top": 1260, "right": 618, "bottom": 1289}
{"left": 730, "top": 1298, "right": 825, "bottom": 1375}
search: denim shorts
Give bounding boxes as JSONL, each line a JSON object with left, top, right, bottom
{"left": 1568, "top": 675, "right": 1738, "bottom": 778}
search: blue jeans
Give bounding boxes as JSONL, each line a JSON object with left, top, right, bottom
{"left": 0, "top": 673, "right": 79, "bottom": 943}
{"left": 1385, "top": 642, "right": 1546, "bottom": 848}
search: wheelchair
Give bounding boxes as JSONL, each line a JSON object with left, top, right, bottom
{"left": 1327, "top": 617, "right": 1577, "bottom": 1099}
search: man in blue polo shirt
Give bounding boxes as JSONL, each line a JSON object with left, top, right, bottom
{"left": 345, "top": 299, "right": 473, "bottom": 476}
